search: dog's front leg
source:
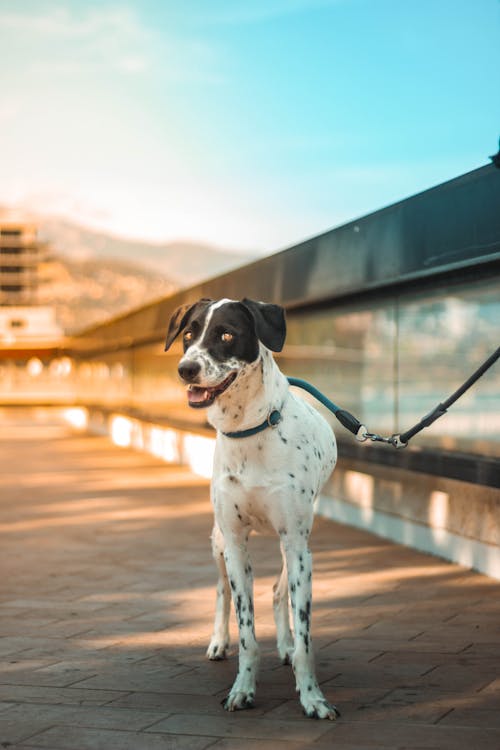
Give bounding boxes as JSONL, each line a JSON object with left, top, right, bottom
{"left": 284, "top": 539, "right": 339, "bottom": 720}
{"left": 221, "top": 534, "right": 260, "bottom": 711}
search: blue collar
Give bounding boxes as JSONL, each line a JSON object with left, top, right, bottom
{"left": 222, "top": 409, "right": 281, "bottom": 439}
{"left": 220, "top": 375, "right": 336, "bottom": 439}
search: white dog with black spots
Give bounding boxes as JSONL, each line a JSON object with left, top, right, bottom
{"left": 164, "top": 297, "right": 339, "bottom": 720}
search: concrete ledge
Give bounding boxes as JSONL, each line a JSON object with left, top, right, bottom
{"left": 321, "top": 458, "right": 500, "bottom": 580}
{"left": 316, "top": 493, "right": 500, "bottom": 581}
{"left": 66, "top": 405, "right": 216, "bottom": 479}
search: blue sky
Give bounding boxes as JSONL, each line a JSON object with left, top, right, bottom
{"left": 0, "top": 0, "right": 498, "bottom": 252}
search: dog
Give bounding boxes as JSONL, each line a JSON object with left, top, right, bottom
{"left": 164, "top": 297, "right": 339, "bottom": 720}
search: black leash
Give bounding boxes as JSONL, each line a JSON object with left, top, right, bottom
{"left": 288, "top": 346, "right": 500, "bottom": 449}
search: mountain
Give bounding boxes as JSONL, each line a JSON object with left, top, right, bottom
{"left": 0, "top": 208, "right": 257, "bottom": 334}
{"left": 38, "top": 217, "right": 256, "bottom": 286}
{"left": 38, "top": 255, "right": 178, "bottom": 334}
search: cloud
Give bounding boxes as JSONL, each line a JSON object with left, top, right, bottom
{"left": 0, "top": 5, "right": 145, "bottom": 40}
{"left": 0, "top": 4, "right": 152, "bottom": 78}
{"left": 0, "top": 3, "right": 224, "bottom": 84}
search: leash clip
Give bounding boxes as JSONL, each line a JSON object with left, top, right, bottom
{"left": 388, "top": 433, "right": 407, "bottom": 449}
{"left": 355, "top": 425, "right": 388, "bottom": 443}
{"left": 355, "top": 425, "right": 369, "bottom": 442}
{"left": 356, "top": 425, "right": 399, "bottom": 447}
{"left": 357, "top": 429, "right": 408, "bottom": 449}
{"left": 367, "top": 432, "right": 391, "bottom": 444}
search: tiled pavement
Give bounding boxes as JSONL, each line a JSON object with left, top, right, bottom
{"left": 1, "top": 409, "right": 499, "bottom": 750}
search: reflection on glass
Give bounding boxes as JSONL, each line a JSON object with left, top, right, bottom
{"left": 282, "top": 280, "right": 499, "bottom": 455}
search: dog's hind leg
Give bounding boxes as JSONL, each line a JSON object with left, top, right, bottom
{"left": 207, "top": 524, "right": 231, "bottom": 661}
{"left": 273, "top": 548, "right": 294, "bottom": 664}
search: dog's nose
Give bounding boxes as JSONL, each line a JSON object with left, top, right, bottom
{"left": 178, "top": 360, "right": 201, "bottom": 383}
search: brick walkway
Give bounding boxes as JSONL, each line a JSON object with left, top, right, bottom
{"left": 1, "top": 409, "right": 499, "bottom": 750}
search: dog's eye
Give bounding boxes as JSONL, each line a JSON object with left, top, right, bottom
{"left": 184, "top": 331, "right": 193, "bottom": 343}
{"left": 221, "top": 332, "right": 234, "bottom": 343}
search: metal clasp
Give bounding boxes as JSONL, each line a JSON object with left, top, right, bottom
{"left": 366, "top": 432, "right": 392, "bottom": 444}
{"left": 358, "top": 427, "right": 396, "bottom": 445}
{"left": 388, "top": 434, "right": 407, "bottom": 449}
{"left": 267, "top": 410, "right": 282, "bottom": 428}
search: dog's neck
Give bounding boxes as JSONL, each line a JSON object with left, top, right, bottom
{"left": 207, "top": 346, "right": 289, "bottom": 434}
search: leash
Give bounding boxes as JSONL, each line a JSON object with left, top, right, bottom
{"left": 223, "top": 347, "right": 499, "bottom": 447}
{"left": 289, "top": 345, "right": 500, "bottom": 449}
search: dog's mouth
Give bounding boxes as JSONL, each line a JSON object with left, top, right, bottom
{"left": 187, "top": 372, "right": 238, "bottom": 409}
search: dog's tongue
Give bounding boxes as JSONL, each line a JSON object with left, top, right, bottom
{"left": 188, "top": 386, "right": 210, "bottom": 405}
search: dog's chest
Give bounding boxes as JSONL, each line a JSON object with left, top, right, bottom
{"left": 214, "top": 437, "right": 277, "bottom": 488}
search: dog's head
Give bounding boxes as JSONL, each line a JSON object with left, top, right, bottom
{"left": 164, "top": 298, "right": 286, "bottom": 408}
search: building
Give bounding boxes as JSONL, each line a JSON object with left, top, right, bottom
{"left": 0, "top": 219, "right": 62, "bottom": 342}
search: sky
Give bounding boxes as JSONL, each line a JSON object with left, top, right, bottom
{"left": 0, "top": 0, "right": 499, "bottom": 253}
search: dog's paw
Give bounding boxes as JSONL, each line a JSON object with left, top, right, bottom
{"left": 301, "top": 689, "right": 340, "bottom": 720}
{"left": 222, "top": 671, "right": 257, "bottom": 712}
{"left": 221, "top": 689, "right": 255, "bottom": 712}
{"left": 277, "top": 637, "right": 294, "bottom": 665}
{"left": 206, "top": 637, "right": 229, "bottom": 661}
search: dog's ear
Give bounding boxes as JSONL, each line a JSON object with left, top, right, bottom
{"left": 241, "top": 298, "right": 286, "bottom": 352}
{"left": 164, "top": 299, "right": 212, "bottom": 351}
